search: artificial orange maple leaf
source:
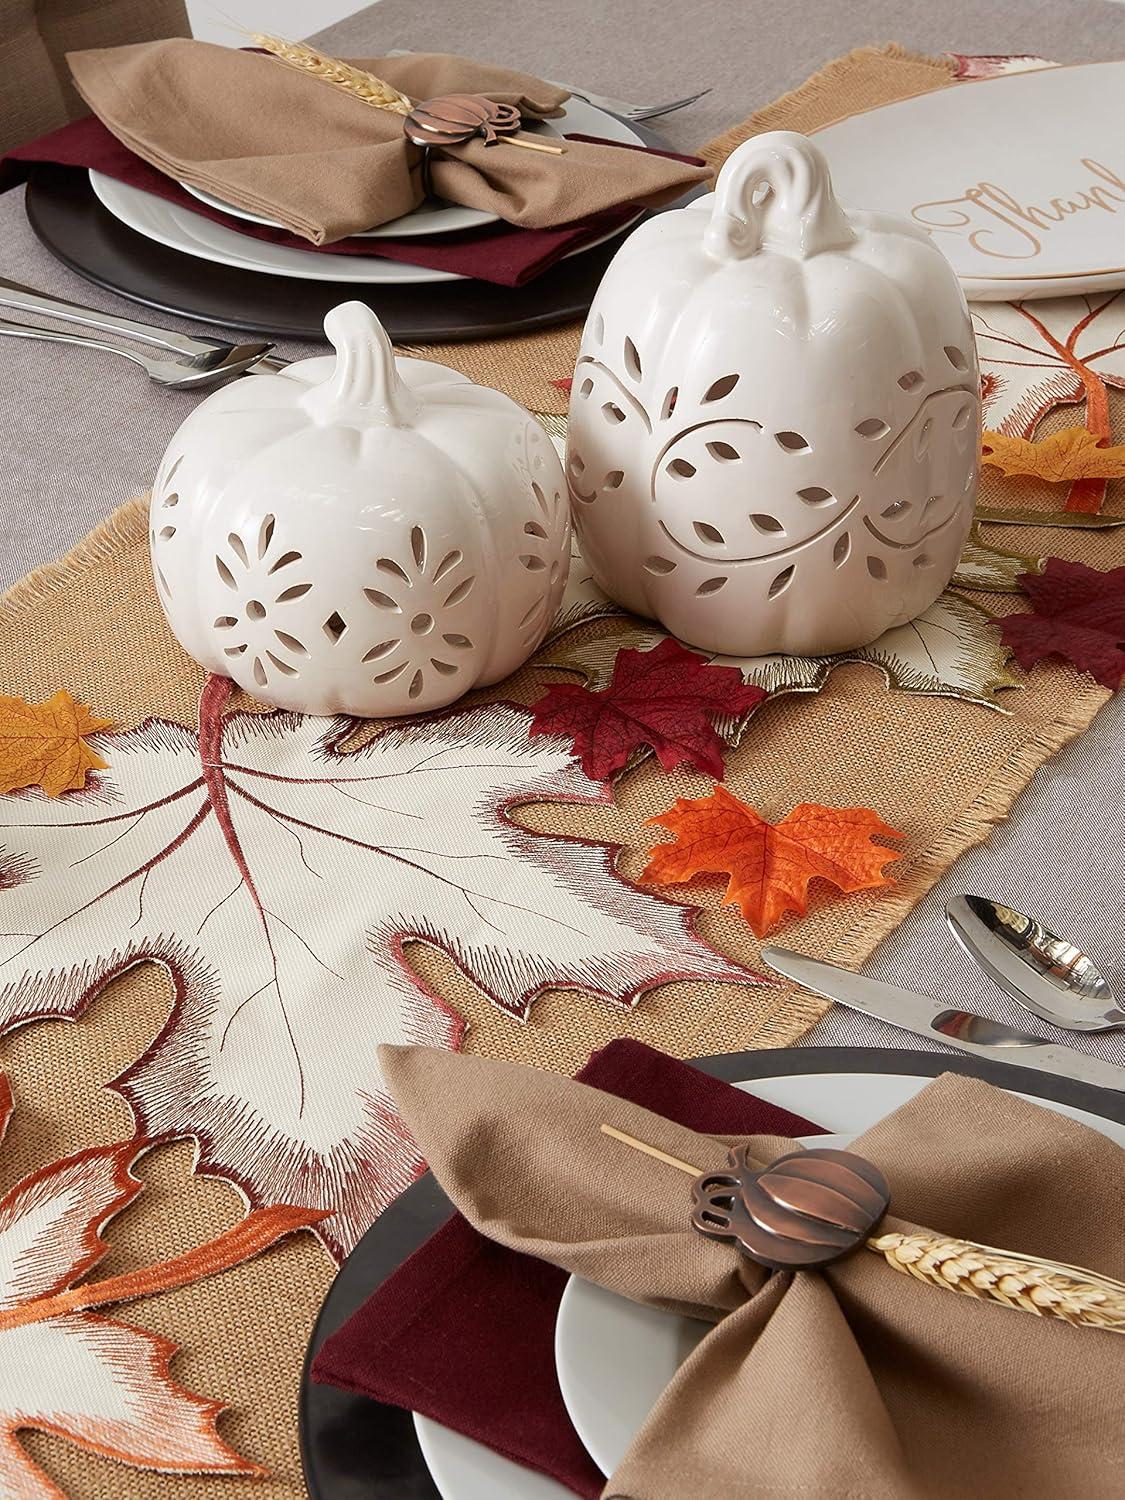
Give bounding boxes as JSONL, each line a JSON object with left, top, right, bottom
{"left": 0, "top": 690, "right": 112, "bottom": 796}
{"left": 980, "top": 426, "right": 1125, "bottom": 484}
{"left": 643, "top": 786, "right": 903, "bottom": 937}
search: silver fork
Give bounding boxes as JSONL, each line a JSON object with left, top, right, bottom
{"left": 562, "top": 85, "right": 712, "bottom": 122}
{"left": 0, "top": 315, "right": 273, "bottom": 389}
{"left": 0, "top": 276, "right": 285, "bottom": 373}
{"left": 383, "top": 54, "right": 711, "bottom": 122}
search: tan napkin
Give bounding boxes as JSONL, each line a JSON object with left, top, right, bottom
{"left": 66, "top": 39, "right": 711, "bottom": 243}
{"left": 382, "top": 1045, "right": 1125, "bottom": 1500}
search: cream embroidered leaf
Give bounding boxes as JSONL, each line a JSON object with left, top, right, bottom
{"left": 0, "top": 1076, "right": 269, "bottom": 1498}
{"left": 539, "top": 561, "right": 1020, "bottom": 716}
{"left": 972, "top": 294, "right": 1125, "bottom": 437}
{"left": 0, "top": 679, "right": 752, "bottom": 1258}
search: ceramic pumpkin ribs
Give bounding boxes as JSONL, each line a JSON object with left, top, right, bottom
{"left": 566, "top": 131, "right": 982, "bottom": 659}
{"left": 150, "top": 303, "right": 570, "bottom": 716}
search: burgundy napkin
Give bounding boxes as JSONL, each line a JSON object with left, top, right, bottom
{"left": 310, "top": 1040, "right": 821, "bottom": 1497}
{"left": 0, "top": 117, "right": 704, "bottom": 288}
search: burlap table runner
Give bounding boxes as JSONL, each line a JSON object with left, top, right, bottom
{"left": 0, "top": 44, "right": 1120, "bottom": 1499}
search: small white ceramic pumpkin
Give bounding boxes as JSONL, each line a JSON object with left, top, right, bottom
{"left": 566, "top": 131, "right": 980, "bottom": 658}
{"left": 150, "top": 302, "right": 570, "bottom": 714}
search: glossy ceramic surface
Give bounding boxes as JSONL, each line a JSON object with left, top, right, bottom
{"left": 565, "top": 131, "right": 981, "bottom": 658}
{"left": 812, "top": 63, "right": 1125, "bottom": 284}
{"left": 150, "top": 303, "right": 570, "bottom": 715}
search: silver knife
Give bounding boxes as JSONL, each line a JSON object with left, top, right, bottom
{"left": 0, "top": 277, "right": 289, "bottom": 372}
{"left": 761, "top": 946, "right": 1125, "bottom": 1094}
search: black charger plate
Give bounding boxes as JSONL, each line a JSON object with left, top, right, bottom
{"left": 298, "top": 1044, "right": 1125, "bottom": 1500}
{"left": 24, "top": 117, "right": 682, "bottom": 344}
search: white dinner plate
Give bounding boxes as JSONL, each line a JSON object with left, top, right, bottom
{"left": 555, "top": 1071, "right": 1125, "bottom": 1479}
{"left": 811, "top": 62, "right": 1125, "bottom": 290}
{"left": 180, "top": 182, "right": 498, "bottom": 238}
{"left": 90, "top": 96, "right": 648, "bottom": 285}
{"left": 414, "top": 1070, "right": 1125, "bottom": 1496}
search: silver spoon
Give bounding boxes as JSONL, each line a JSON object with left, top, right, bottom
{"left": 0, "top": 315, "right": 273, "bottom": 390}
{"left": 945, "top": 894, "right": 1125, "bottom": 1032}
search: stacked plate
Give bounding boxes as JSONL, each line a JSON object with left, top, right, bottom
{"left": 301, "top": 1059, "right": 1125, "bottom": 1499}
{"left": 86, "top": 95, "right": 646, "bottom": 289}
{"left": 811, "top": 61, "right": 1125, "bottom": 301}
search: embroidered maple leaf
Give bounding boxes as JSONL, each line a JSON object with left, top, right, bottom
{"left": 643, "top": 787, "right": 903, "bottom": 937}
{"left": 0, "top": 690, "right": 111, "bottom": 796}
{"left": 1000, "top": 558, "right": 1125, "bottom": 689}
{"left": 981, "top": 427, "right": 1125, "bottom": 483}
{"left": 0, "top": 1074, "right": 320, "bottom": 1498}
{"left": 530, "top": 637, "right": 767, "bottom": 779}
{"left": 972, "top": 294, "right": 1125, "bottom": 512}
{"left": 541, "top": 550, "right": 1019, "bottom": 714}
{"left": 0, "top": 677, "right": 754, "bottom": 1257}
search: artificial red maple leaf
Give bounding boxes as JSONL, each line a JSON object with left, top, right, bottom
{"left": 1000, "top": 557, "right": 1125, "bottom": 689}
{"left": 530, "top": 637, "right": 767, "bottom": 779}
{"left": 643, "top": 786, "right": 903, "bottom": 937}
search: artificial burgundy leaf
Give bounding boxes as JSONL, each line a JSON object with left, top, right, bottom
{"left": 1001, "top": 557, "right": 1125, "bottom": 689}
{"left": 530, "top": 637, "right": 768, "bottom": 780}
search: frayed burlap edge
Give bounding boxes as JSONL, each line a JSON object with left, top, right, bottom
{"left": 1, "top": 494, "right": 1111, "bottom": 1051}
{"left": 0, "top": 494, "right": 150, "bottom": 618}
{"left": 699, "top": 43, "right": 956, "bottom": 166}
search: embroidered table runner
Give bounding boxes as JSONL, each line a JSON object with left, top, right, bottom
{"left": 0, "top": 44, "right": 1122, "bottom": 1500}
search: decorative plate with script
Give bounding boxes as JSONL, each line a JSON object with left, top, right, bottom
{"left": 813, "top": 62, "right": 1125, "bottom": 290}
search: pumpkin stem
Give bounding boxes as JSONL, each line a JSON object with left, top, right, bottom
{"left": 302, "top": 302, "right": 421, "bottom": 427}
{"left": 705, "top": 131, "right": 855, "bottom": 262}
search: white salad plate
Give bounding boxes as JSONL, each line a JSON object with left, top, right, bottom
{"left": 414, "top": 1069, "right": 1125, "bottom": 1496}
{"left": 89, "top": 95, "right": 648, "bottom": 285}
{"left": 811, "top": 62, "right": 1125, "bottom": 297}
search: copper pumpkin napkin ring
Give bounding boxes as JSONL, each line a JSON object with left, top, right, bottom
{"left": 600, "top": 1125, "right": 1125, "bottom": 1331}
{"left": 691, "top": 1145, "right": 889, "bottom": 1269}
{"left": 403, "top": 92, "right": 566, "bottom": 199}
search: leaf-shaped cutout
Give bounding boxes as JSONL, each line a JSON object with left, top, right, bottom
{"left": 703, "top": 374, "right": 739, "bottom": 402}
{"left": 365, "top": 589, "right": 400, "bottom": 611}
{"left": 444, "top": 573, "right": 477, "bottom": 603}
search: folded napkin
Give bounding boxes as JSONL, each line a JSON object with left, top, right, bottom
{"left": 379, "top": 1045, "right": 1125, "bottom": 1499}
{"left": 65, "top": 40, "right": 711, "bottom": 243}
{"left": 0, "top": 116, "right": 700, "bottom": 287}
{"left": 311, "top": 1040, "right": 820, "bottom": 1498}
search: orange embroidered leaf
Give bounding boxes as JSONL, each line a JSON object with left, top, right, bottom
{"left": 980, "top": 426, "right": 1125, "bottom": 483}
{"left": 0, "top": 690, "right": 112, "bottom": 796}
{"left": 643, "top": 786, "right": 903, "bottom": 938}
{"left": 0, "top": 1074, "right": 325, "bottom": 1497}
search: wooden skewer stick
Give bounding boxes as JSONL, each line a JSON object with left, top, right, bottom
{"left": 503, "top": 136, "right": 566, "bottom": 155}
{"left": 600, "top": 1123, "right": 701, "bottom": 1176}
{"left": 601, "top": 1122, "right": 1125, "bottom": 1332}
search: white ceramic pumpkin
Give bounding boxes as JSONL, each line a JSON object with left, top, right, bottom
{"left": 565, "top": 131, "right": 981, "bottom": 658}
{"left": 150, "top": 302, "right": 570, "bottom": 715}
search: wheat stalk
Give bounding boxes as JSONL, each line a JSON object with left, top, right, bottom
{"left": 252, "top": 33, "right": 413, "bottom": 115}
{"left": 602, "top": 1126, "right": 1125, "bottom": 1335}
{"left": 868, "top": 1232, "right": 1125, "bottom": 1331}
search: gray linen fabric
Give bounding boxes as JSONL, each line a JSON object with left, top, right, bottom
{"left": 1, "top": 0, "right": 1122, "bottom": 1068}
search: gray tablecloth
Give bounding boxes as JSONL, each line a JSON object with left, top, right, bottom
{"left": 2, "top": 0, "right": 1123, "bottom": 1069}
